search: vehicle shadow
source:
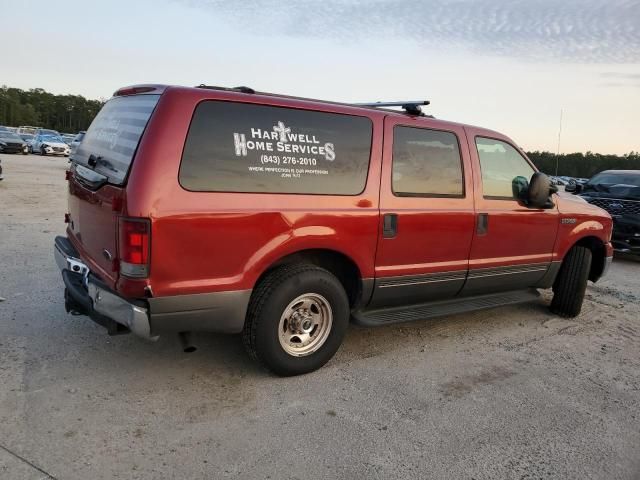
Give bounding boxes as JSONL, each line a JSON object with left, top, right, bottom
{"left": 614, "top": 251, "right": 640, "bottom": 263}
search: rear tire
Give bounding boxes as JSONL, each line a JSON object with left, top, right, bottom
{"left": 243, "top": 264, "right": 349, "bottom": 376}
{"left": 550, "top": 246, "right": 592, "bottom": 317}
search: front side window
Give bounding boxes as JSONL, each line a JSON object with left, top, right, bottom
{"left": 392, "top": 126, "right": 464, "bottom": 197}
{"left": 179, "top": 102, "right": 373, "bottom": 195}
{"left": 476, "top": 137, "right": 534, "bottom": 198}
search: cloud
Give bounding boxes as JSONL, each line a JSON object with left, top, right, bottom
{"left": 600, "top": 72, "right": 640, "bottom": 88}
{"left": 601, "top": 72, "right": 640, "bottom": 80}
{"left": 182, "top": 0, "right": 640, "bottom": 63}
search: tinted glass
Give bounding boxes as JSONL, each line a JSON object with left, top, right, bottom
{"left": 180, "top": 101, "right": 373, "bottom": 195}
{"left": 392, "top": 126, "right": 463, "bottom": 197}
{"left": 0, "top": 132, "right": 23, "bottom": 141}
{"left": 476, "top": 137, "right": 534, "bottom": 198}
{"left": 74, "top": 94, "right": 160, "bottom": 185}
{"left": 588, "top": 172, "right": 640, "bottom": 187}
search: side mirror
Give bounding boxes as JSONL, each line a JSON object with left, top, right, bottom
{"left": 527, "top": 172, "right": 555, "bottom": 208}
{"left": 512, "top": 176, "right": 529, "bottom": 201}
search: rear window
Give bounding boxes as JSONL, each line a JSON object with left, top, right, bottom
{"left": 179, "top": 101, "right": 373, "bottom": 195}
{"left": 73, "top": 94, "right": 160, "bottom": 185}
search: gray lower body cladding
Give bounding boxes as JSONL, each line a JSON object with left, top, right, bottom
{"left": 148, "top": 290, "right": 252, "bottom": 335}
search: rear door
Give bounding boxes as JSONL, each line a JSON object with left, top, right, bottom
{"left": 460, "top": 129, "right": 559, "bottom": 296}
{"left": 67, "top": 93, "right": 160, "bottom": 286}
{"left": 370, "top": 117, "right": 475, "bottom": 308}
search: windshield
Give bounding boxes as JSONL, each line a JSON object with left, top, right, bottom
{"left": 42, "top": 135, "right": 65, "bottom": 143}
{"left": 0, "top": 132, "right": 23, "bottom": 142}
{"left": 74, "top": 94, "right": 160, "bottom": 185}
{"left": 587, "top": 172, "right": 640, "bottom": 188}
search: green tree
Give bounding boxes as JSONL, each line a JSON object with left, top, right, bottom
{"left": 0, "top": 85, "right": 104, "bottom": 132}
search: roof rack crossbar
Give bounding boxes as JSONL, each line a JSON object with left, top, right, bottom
{"left": 196, "top": 84, "right": 255, "bottom": 94}
{"left": 353, "top": 100, "right": 430, "bottom": 116}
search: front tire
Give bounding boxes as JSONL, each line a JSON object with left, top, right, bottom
{"left": 550, "top": 246, "right": 592, "bottom": 317}
{"left": 40, "top": 146, "right": 46, "bottom": 156}
{"left": 243, "top": 264, "right": 349, "bottom": 376}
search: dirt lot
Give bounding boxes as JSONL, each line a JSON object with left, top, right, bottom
{"left": 0, "top": 153, "right": 639, "bottom": 479}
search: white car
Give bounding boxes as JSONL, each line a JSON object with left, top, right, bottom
{"left": 31, "top": 132, "right": 70, "bottom": 156}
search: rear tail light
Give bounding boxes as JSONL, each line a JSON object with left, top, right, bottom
{"left": 118, "top": 217, "right": 150, "bottom": 278}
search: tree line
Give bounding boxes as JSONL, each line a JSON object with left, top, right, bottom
{"left": 527, "top": 151, "right": 640, "bottom": 179}
{"left": 0, "top": 86, "right": 104, "bottom": 133}
{"left": 1, "top": 85, "right": 637, "bottom": 178}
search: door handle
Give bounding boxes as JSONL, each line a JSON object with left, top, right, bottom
{"left": 383, "top": 213, "right": 398, "bottom": 238}
{"left": 476, "top": 213, "right": 489, "bottom": 235}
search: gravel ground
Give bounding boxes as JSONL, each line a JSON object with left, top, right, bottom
{"left": 1, "top": 153, "right": 639, "bottom": 480}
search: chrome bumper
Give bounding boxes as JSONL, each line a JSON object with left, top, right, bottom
{"left": 54, "top": 236, "right": 157, "bottom": 340}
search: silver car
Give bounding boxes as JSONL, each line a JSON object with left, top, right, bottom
{"left": 69, "top": 131, "right": 86, "bottom": 158}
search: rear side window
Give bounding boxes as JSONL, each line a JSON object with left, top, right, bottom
{"left": 476, "top": 137, "right": 534, "bottom": 199}
{"left": 179, "top": 101, "right": 373, "bottom": 195}
{"left": 392, "top": 126, "right": 464, "bottom": 197}
{"left": 74, "top": 94, "right": 160, "bottom": 185}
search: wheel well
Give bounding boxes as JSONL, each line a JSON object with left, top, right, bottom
{"left": 257, "top": 249, "right": 363, "bottom": 308}
{"left": 574, "top": 236, "right": 606, "bottom": 282}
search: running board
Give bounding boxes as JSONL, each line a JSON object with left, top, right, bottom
{"left": 352, "top": 289, "right": 540, "bottom": 327}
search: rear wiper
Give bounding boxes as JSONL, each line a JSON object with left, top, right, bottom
{"left": 88, "top": 153, "right": 117, "bottom": 173}
{"left": 87, "top": 153, "right": 100, "bottom": 168}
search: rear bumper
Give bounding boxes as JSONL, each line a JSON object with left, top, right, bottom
{"left": 54, "top": 236, "right": 251, "bottom": 338}
{"left": 55, "top": 236, "right": 156, "bottom": 340}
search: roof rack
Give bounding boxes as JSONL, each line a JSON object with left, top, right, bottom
{"left": 352, "top": 101, "right": 430, "bottom": 116}
{"left": 196, "top": 84, "right": 255, "bottom": 94}
{"left": 195, "top": 85, "right": 432, "bottom": 117}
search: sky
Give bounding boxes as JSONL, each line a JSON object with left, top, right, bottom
{"left": 3, "top": 0, "right": 640, "bottom": 154}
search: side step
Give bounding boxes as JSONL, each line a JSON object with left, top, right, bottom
{"left": 352, "top": 289, "right": 540, "bottom": 327}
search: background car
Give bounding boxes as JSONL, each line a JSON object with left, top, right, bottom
{"left": 61, "top": 133, "right": 76, "bottom": 145}
{"left": 0, "top": 130, "right": 29, "bottom": 154}
{"left": 549, "top": 175, "right": 568, "bottom": 186}
{"left": 575, "top": 170, "right": 640, "bottom": 254}
{"left": 30, "top": 132, "right": 71, "bottom": 156}
{"left": 19, "top": 133, "right": 34, "bottom": 147}
{"left": 17, "top": 126, "right": 40, "bottom": 136}
{"left": 69, "top": 131, "right": 85, "bottom": 157}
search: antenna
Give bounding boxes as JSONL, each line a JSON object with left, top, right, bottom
{"left": 555, "top": 108, "right": 563, "bottom": 176}
{"left": 353, "top": 100, "right": 430, "bottom": 116}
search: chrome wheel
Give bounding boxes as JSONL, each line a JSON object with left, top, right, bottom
{"left": 278, "top": 293, "right": 333, "bottom": 357}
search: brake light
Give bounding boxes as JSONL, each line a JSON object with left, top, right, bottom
{"left": 114, "top": 86, "right": 156, "bottom": 96}
{"left": 118, "top": 217, "right": 150, "bottom": 278}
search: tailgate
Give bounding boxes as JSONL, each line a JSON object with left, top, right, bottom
{"left": 67, "top": 180, "right": 123, "bottom": 286}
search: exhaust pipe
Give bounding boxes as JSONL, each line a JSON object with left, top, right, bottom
{"left": 178, "top": 332, "right": 197, "bottom": 353}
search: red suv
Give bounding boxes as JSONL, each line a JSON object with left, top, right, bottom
{"left": 55, "top": 84, "right": 613, "bottom": 375}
